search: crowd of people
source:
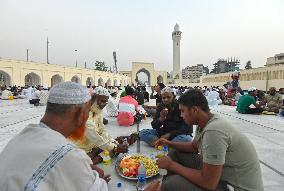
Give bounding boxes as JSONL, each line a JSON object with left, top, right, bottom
{"left": 0, "top": 81, "right": 284, "bottom": 190}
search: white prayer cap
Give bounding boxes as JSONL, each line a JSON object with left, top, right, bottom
{"left": 94, "top": 86, "right": 110, "bottom": 96}
{"left": 248, "top": 87, "right": 257, "bottom": 92}
{"left": 48, "top": 82, "right": 91, "bottom": 104}
{"left": 232, "top": 70, "right": 240, "bottom": 76}
{"left": 161, "top": 87, "right": 174, "bottom": 94}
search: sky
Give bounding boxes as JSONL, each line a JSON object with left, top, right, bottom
{"left": 1, "top": 0, "right": 284, "bottom": 72}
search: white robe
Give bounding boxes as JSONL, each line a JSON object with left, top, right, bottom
{"left": 206, "top": 90, "right": 222, "bottom": 106}
{"left": 0, "top": 123, "right": 108, "bottom": 191}
{"left": 105, "top": 96, "right": 118, "bottom": 117}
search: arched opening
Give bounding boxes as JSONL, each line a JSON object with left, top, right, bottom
{"left": 0, "top": 70, "right": 12, "bottom": 87}
{"left": 120, "top": 80, "right": 123, "bottom": 87}
{"left": 71, "top": 75, "right": 81, "bottom": 83}
{"left": 107, "top": 79, "right": 112, "bottom": 86}
{"left": 86, "top": 77, "right": 94, "bottom": 86}
{"left": 135, "top": 68, "right": 151, "bottom": 86}
{"left": 25, "top": 72, "right": 41, "bottom": 86}
{"left": 114, "top": 79, "right": 118, "bottom": 86}
{"left": 51, "top": 74, "right": 64, "bottom": 87}
{"left": 98, "top": 77, "right": 104, "bottom": 86}
{"left": 157, "top": 75, "right": 163, "bottom": 83}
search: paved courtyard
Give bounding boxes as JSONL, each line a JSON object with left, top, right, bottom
{"left": 0, "top": 99, "right": 284, "bottom": 190}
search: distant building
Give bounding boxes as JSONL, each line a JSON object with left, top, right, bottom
{"left": 266, "top": 53, "right": 284, "bottom": 66}
{"left": 182, "top": 64, "right": 207, "bottom": 83}
{"left": 211, "top": 57, "right": 240, "bottom": 74}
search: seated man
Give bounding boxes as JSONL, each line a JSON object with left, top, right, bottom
{"left": 156, "top": 89, "right": 264, "bottom": 191}
{"left": 236, "top": 87, "right": 263, "bottom": 114}
{"left": 0, "top": 82, "right": 109, "bottom": 190}
{"left": 140, "top": 87, "right": 193, "bottom": 147}
{"left": 76, "top": 86, "right": 129, "bottom": 164}
{"left": 29, "top": 86, "right": 43, "bottom": 105}
{"left": 105, "top": 89, "right": 119, "bottom": 117}
{"left": 117, "top": 86, "right": 139, "bottom": 126}
{"left": 0, "top": 86, "right": 12, "bottom": 100}
{"left": 142, "top": 86, "right": 150, "bottom": 102}
{"left": 144, "top": 83, "right": 166, "bottom": 117}
{"left": 206, "top": 88, "right": 222, "bottom": 106}
{"left": 262, "top": 87, "right": 283, "bottom": 113}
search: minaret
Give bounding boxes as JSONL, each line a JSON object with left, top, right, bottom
{"left": 172, "top": 23, "right": 182, "bottom": 79}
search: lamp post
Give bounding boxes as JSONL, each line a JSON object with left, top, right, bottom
{"left": 113, "top": 51, "right": 117, "bottom": 74}
{"left": 47, "top": 37, "right": 49, "bottom": 64}
{"left": 26, "top": 49, "right": 29, "bottom": 62}
{"left": 75, "top": 49, "right": 78, "bottom": 67}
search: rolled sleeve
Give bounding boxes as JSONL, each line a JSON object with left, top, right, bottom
{"left": 85, "top": 121, "right": 116, "bottom": 152}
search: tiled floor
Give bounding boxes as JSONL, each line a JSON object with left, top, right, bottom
{"left": 0, "top": 99, "right": 284, "bottom": 190}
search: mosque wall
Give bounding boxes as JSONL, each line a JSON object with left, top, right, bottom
{"left": 0, "top": 59, "right": 130, "bottom": 87}
{"left": 200, "top": 64, "right": 284, "bottom": 91}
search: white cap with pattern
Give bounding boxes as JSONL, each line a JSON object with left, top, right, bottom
{"left": 93, "top": 86, "right": 110, "bottom": 96}
{"left": 48, "top": 82, "right": 91, "bottom": 104}
{"left": 248, "top": 87, "right": 257, "bottom": 92}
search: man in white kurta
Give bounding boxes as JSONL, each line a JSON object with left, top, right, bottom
{"left": 105, "top": 89, "right": 119, "bottom": 117}
{"left": 0, "top": 123, "right": 107, "bottom": 191}
{"left": 0, "top": 82, "right": 108, "bottom": 191}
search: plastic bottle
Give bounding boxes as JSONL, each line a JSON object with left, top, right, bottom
{"left": 102, "top": 150, "right": 111, "bottom": 165}
{"left": 159, "top": 146, "right": 168, "bottom": 176}
{"left": 101, "top": 150, "right": 111, "bottom": 172}
{"left": 136, "top": 162, "right": 147, "bottom": 191}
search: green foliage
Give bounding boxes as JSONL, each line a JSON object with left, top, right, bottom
{"left": 94, "top": 61, "right": 108, "bottom": 71}
{"left": 245, "top": 60, "right": 252, "bottom": 70}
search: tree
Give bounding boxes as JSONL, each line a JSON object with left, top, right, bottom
{"left": 203, "top": 66, "right": 209, "bottom": 74}
{"left": 245, "top": 61, "right": 252, "bottom": 70}
{"left": 94, "top": 61, "right": 108, "bottom": 71}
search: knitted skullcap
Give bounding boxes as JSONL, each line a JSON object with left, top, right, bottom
{"left": 47, "top": 82, "right": 91, "bottom": 104}
{"left": 93, "top": 86, "right": 110, "bottom": 96}
{"left": 248, "top": 87, "right": 257, "bottom": 92}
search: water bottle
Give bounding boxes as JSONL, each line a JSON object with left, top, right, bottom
{"left": 136, "top": 162, "right": 147, "bottom": 191}
{"left": 159, "top": 146, "right": 168, "bottom": 176}
{"left": 102, "top": 150, "right": 111, "bottom": 165}
{"left": 101, "top": 150, "right": 111, "bottom": 172}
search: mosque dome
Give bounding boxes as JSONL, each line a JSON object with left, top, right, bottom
{"left": 174, "top": 23, "right": 180, "bottom": 31}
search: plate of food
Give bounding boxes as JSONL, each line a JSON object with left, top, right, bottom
{"left": 115, "top": 153, "right": 159, "bottom": 180}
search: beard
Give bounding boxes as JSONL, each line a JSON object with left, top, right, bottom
{"left": 68, "top": 124, "right": 86, "bottom": 142}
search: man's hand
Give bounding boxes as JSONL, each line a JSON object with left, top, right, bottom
{"left": 144, "top": 180, "right": 161, "bottom": 191}
{"left": 160, "top": 133, "right": 171, "bottom": 140}
{"left": 103, "top": 174, "right": 111, "bottom": 183}
{"left": 159, "top": 108, "right": 168, "bottom": 121}
{"left": 90, "top": 164, "right": 104, "bottom": 178}
{"left": 154, "top": 138, "right": 172, "bottom": 147}
{"left": 116, "top": 144, "right": 128, "bottom": 153}
{"left": 156, "top": 156, "right": 174, "bottom": 170}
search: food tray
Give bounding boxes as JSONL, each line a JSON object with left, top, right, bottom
{"left": 115, "top": 153, "right": 159, "bottom": 180}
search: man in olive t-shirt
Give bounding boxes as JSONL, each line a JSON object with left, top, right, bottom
{"left": 155, "top": 89, "right": 264, "bottom": 191}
